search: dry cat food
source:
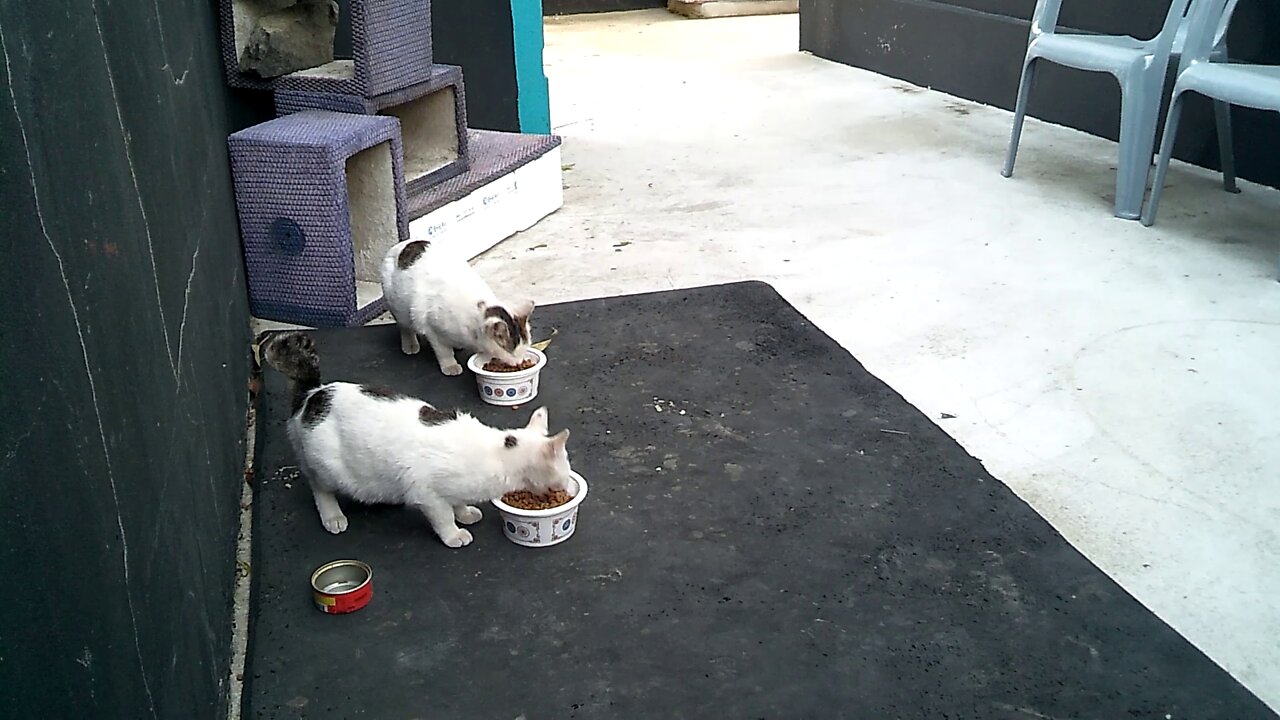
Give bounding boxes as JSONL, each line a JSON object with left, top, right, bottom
{"left": 502, "top": 489, "right": 572, "bottom": 510}
{"left": 482, "top": 357, "right": 538, "bottom": 373}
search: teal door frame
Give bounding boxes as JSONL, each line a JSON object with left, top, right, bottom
{"left": 512, "top": 0, "right": 552, "bottom": 133}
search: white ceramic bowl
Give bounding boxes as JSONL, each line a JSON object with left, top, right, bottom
{"left": 467, "top": 348, "right": 547, "bottom": 406}
{"left": 491, "top": 472, "right": 588, "bottom": 548}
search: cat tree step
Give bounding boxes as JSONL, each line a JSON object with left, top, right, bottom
{"left": 228, "top": 111, "right": 409, "bottom": 327}
{"left": 275, "top": 65, "right": 469, "bottom": 195}
{"left": 406, "top": 129, "right": 563, "bottom": 262}
{"left": 219, "top": 0, "right": 434, "bottom": 96}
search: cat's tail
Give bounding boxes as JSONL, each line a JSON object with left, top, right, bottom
{"left": 257, "top": 331, "right": 321, "bottom": 413}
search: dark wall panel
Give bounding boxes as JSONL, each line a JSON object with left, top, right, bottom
{"left": 938, "top": 0, "right": 1167, "bottom": 35}
{"left": 801, "top": 0, "right": 1280, "bottom": 189}
{"left": 0, "top": 0, "right": 251, "bottom": 717}
{"left": 434, "top": 0, "right": 521, "bottom": 131}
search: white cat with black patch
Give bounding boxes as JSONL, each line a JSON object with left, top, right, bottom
{"left": 259, "top": 331, "right": 574, "bottom": 547}
{"left": 381, "top": 238, "right": 535, "bottom": 376}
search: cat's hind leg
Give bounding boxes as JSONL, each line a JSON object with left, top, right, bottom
{"left": 421, "top": 329, "right": 463, "bottom": 376}
{"left": 412, "top": 496, "right": 473, "bottom": 547}
{"left": 311, "top": 487, "right": 348, "bottom": 534}
{"left": 398, "top": 326, "right": 421, "bottom": 355}
{"left": 303, "top": 456, "right": 352, "bottom": 534}
{"left": 453, "top": 505, "right": 483, "bottom": 525}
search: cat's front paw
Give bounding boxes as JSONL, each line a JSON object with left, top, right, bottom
{"left": 440, "top": 362, "right": 464, "bottom": 377}
{"left": 441, "top": 528, "right": 473, "bottom": 548}
{"left": 454, "top": 506, "right": 483, "bottom": 525}
{"left": 322, "top": 513, "right": 349, "bottom": 534}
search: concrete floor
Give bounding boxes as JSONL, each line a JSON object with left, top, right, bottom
{"left": 470, "top": 9, "right": 1280, "bottom": 710}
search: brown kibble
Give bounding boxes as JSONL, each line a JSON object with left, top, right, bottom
{"left": 502, "top": 489, "right": 572, "bottom": 510}
{"left": 483, "top": 358, "right": 537, "bottom": 373}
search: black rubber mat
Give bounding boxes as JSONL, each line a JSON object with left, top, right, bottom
{"left": 245, "top": 281, "right": 1275, "bottom": 719}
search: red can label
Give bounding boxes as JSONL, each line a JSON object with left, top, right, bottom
{"left": 314, "top": 581, "right": 373, "bottom": 614}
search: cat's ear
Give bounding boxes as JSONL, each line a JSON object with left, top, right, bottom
{"left": 511, "top": 299, "right": 535, "bottom": 319}
{"left": 526, "top": 406, "right": 549, "bottom": 433}
{"left": 544, "top": 429, "right": 570, "bottom": 457}
{"left": 484, "top": 313, "right": 512, "bottom": 345}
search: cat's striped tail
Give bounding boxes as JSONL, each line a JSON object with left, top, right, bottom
{"left": 257, "top": 331, "right": 322, "bottom": 415}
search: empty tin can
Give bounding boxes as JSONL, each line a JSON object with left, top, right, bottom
{"left": 310, "top": 560, "right": 373, "bottom": 614}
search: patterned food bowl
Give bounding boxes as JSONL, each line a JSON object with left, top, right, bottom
{"left": 467, "top": 348, "right": 547, "bottom": 407}
{"left": 491, "top": 472, "right": 588, "bottom": 548}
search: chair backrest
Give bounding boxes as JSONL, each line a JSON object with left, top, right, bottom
{"left": 1152, "top": 0, "right": 1197, "bottom": 59}
{"left": 1029, "top": 0, "right": 1066, "bottom": 37}
{"left": 1202, "top": 0, "right": 1240, "bottom": 48}
{"left": 1179, "top": 0, "right": 1240, "bottom": 67}
{"left": 1031, "top": 0, "right": 1198, "bottom": 47}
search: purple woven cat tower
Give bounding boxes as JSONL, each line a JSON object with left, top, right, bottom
{"left": 218, "top": 0, "right": 433, "bottom": 96}
{"left": 227, "top": 111, "right": 406, "bottom": 327}
{"left": 223, "top": 0, "right": 562, "bottom": 326}
{"left": 276, "top": 63, "right": 562, "bottom": 223}
{"left": 275, "top": 65, "right": 470, "bottom": 195}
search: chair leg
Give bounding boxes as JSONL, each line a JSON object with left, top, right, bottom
{"left": 1212, "top": 100, "right": 1240, "bottom": 194}
{"left": 1002, "top": 57, "right": 1038, "bottom": 179}
{"left": 1141, "top": 92, "right": 1187, "bottom": 227}
{"left": 1114, "top": 76, "right": 1163, "bottom": 220}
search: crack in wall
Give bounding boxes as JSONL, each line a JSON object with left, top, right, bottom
{"left": 1, "top": 20, "right": 158, "bottom": 719}
{"left": 90, "top": 0, "right": 179, "bottom": 386}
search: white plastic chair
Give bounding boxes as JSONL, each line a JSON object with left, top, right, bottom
{"left": 1002, "top": 0, "right": 1195, "bottom": 220}
{"left": 1143, "top": 0, "right": 1272, "bottom": 231}
{"left": 1169, "top": 0, "right": 1243, "bottom": 195}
